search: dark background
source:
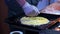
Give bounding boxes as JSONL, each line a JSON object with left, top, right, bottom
{"left": 0, "top": 0, "right": 10, "bottom": 34}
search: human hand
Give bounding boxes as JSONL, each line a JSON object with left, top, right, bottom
{"left": 22, "top": 2, "right": 40, "bottom": 16}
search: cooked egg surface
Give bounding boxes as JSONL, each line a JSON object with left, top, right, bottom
{"left": 20, "top": 17, "right": 49, "bottom": 26}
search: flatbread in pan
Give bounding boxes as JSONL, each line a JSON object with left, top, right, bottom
{"left": 20, "top": 17, "right": 49, "bottom": 26}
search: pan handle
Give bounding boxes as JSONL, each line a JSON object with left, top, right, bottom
{"left": 43, "top": 17, "right": 60, "bottom": 29}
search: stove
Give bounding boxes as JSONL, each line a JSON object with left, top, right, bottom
{"left": 6, "top": 13, "right": 60, "bottom": 34}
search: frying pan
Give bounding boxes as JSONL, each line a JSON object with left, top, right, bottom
{"left": 20, "top": 17, "right": 50, "bottom": 27}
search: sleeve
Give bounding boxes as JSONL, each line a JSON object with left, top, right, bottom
{"left": 37, "top": 0, "right": 49, "bottom": 11}
{"left": 26, "top": 0, "right": 41, "bottom": 6}
{"left": 50, "top": 0, "right": 58, "bottom": 4}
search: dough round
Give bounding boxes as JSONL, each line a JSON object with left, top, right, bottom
{"left": 44, "top": 2, "right": 60, "bottom": 15}
{"left": 20, "top": 17, "right": 49, "bottom": 26}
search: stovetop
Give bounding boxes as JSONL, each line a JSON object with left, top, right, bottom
{"left": 5, "top": 13, "right": 60, "bottom": 30}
